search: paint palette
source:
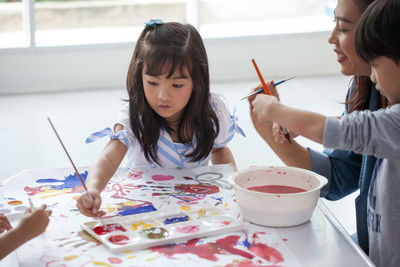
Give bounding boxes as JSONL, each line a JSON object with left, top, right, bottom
{"left": 0, "top": 200, "right": 29, "bottom": 221}
{"left": 81, "top": 206, "right": 244, "bottom": 253}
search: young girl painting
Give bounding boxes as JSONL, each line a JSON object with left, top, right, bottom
{"left": 77, "top": 20, "right": 244, "bottom": 217}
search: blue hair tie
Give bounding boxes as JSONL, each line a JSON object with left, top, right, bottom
{"left": 145, "top": 19, "right": 163, "bottom": 28}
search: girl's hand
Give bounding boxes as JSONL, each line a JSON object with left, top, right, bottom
{"left": 76, "top": 189, "right": 105, "bottom": 217}
{"left": 17, "top": 204, "right": 52, "bottom": 240}
{"left": 272, "top": 122, "right": 299, "bottom": 144}
{"left": 0, "top": 214, "right": 12, "bottom": 233}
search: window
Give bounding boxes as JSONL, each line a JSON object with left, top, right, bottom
{"left": 0, "top": 0, "right": 25, "bottom": 47}
{"left": 0, "top": 0, "right": 335, "bottom": 48}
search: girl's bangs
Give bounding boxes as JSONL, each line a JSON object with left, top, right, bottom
{"left": 143, "top": 46, "right": 190, "bottom": 78}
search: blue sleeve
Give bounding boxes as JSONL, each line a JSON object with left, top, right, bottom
{"left": 309, "top": 146, "right": 362, "bottom": 201}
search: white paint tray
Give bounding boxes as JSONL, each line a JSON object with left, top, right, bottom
{"left": 81, "top": 206, "right": 244, "bottom": 253}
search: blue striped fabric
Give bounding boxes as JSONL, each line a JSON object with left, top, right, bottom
{"left": 85, "top": 127, "right": 129, "bottom": 147}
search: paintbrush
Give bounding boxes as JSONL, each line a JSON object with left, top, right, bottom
{"left": 240, "top": 76, "right": 295, "bottom": 100}
{"left": 47, "top": 117, "right": 104, "bottom": 223}
{"left": 28, "top": 197, "right": 35, "bottom": 210}
{"left": 247, "top": 59, "right": 293, "bottom": 143}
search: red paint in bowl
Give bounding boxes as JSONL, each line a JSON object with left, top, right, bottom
{"left": 247, "top": 185, "right": 307, "bottom": 194}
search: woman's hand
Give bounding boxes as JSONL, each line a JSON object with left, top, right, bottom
{"left": 272, "top": 122, "right": 299, "bottom": 144}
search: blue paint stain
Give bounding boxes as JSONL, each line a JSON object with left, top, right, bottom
{"left": 117, "top": 205, "right": 157, "bottom": 216}
{"left": 36, "top": 171, "right": 88, "bottom": 190}
{"left": 163, "top": 215, "right": 189, "bottom": 225}
{"left": 241, "top": 238, "right": 251, "bottom": 248}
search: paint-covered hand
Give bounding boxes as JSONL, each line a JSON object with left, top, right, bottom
{"left": 272, "top": 122, "right": 299, "bottom": 144}
{"left": 17, "top": 204, "right": 52, "bottom": 240}
{"left": 0, "top": 214, "right": 12, "bottom": 233}
{"left": 76, "top": 189, "right": 106, "bottom": 217}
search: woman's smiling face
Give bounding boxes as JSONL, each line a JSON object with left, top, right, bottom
{"left": 328, "top": 0, "right": 371, "bottom": 76}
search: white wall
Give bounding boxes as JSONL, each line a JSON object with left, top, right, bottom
{"left": 0, "top": 31, "right": 338, "bottom": 94}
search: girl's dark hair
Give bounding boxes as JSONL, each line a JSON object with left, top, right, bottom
{"left": 345, "top": 0, "right": 384, "bottom": 112}
{"left": 355, "top": 0, "right": 400, "bottom": 65}
{"left": 126, "top": 22, "right": 219, "bottom": 165}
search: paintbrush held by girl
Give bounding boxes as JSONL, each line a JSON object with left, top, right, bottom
{"left": 76, "top": 19, "right": 245, "bottom": 218}
{"left": 251, "top": 0, "right": 400, "bottom": 265}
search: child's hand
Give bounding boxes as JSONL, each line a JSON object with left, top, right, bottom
{"left": 76, "top": 190, "right": 105, "bottom": 217}
{"left": 272, "top": 122, "right": 299, "bottom": 144}
{"left": 17, "top": 204, "right": 52, "bottom": 240}
{"left": 251, "top": 94, "right": 279, "bottom": 122}
{"left": 0, "top": 214, "right": 12, "bottom": 233}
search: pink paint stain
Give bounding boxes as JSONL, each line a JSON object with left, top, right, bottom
{"left": 128, "top": 170, "right": 143, "bottom": 180}
{"left": 176, "top": 225, "right": 200, "bottom": 234}
{"left": 151, "top": 175, "right": 175, "bottom": 181}
{"left": 174, "top": 184, "right": 220, "bottom": 195}
{"left": 108, "top": 235, "right": 129, "bottom": 245}
{"left": 93, "top": 223, "right": 127, "bottom": 235}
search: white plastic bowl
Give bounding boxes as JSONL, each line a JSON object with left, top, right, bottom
{"left": 231, "top": 166, "right": 328, "bottom": 227}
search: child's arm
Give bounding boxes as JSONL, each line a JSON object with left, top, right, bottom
{"left": 211, "top": 147, "right": 237, "bottom": 171}
{"left": 248, "top": 83, "right": 311, "bottom": 169}
{"left": 252, "top": 94, "right": 327, "bottom": 144}
{"left": 77, "top": 125, "right": 127, "bottom": 217}
{"left": 0, "top": 205, "right": 51, "bottom": 260}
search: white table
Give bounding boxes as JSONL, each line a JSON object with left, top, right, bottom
{"left": 1, "top": 165, "right": 374, "bottom": 266}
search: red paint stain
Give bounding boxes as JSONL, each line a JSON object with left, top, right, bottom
{"left": 152, "top": 175, "right": 175, "bottom": 181}
{"left": 175, "top": 184, "right": 220, "bottom": 195}
{"left": 93, "top": 223, "right": 127, "bottom": 235}
{"left": 108, "top": 235, "right": 129, "bottom": 245}
{"left": 183, "top": 176, "right": 194, "bottom": 180}
{"left": 151, "top": 235, "right": 254, "bottom": 261}
{"left": 247, "top": 185, "right": 306, "bottom": 194}
{"left": 8, "top": 200, "right": 23, "bottom": 205}
{"left": 249, "top": 243, "right": 284, "bottom": 264}
{"left": 225, "top": 260, "right": 282, "bottom": 267}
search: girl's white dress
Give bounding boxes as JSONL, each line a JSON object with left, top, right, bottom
{"left": 86, "top": 93, "right": 244, "bottom": 169}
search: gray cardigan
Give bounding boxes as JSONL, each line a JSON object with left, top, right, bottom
{"left": 323, "top": 103, "right": 400, "bottom": 267}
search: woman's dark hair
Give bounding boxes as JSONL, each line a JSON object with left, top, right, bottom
{"left": 345, "top": 0, "right": 388, "bottom": 112}
{"left": 355, "top": 0, "right": 400, "bottom": 65}
{"left": 126, "top": 22, "right": 219, "bottom": 165}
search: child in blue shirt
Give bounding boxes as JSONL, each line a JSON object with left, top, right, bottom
{"left": 77, "top": 20, "right": 244, "bottom": 218}
{"left": 251, "top": 0, "right": 400, "bottom": 265}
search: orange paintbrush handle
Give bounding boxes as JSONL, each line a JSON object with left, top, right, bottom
{"left": 251, "top": 59, "right": 271, "bottom": 95}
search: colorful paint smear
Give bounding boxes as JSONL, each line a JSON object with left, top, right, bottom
{"left": 150, "top": 234, "right": 284, "bottom": 264}
{"left": 131, "top": 222, "right": 155, "bottom": 231}
{"left": 163, "top": 215, "right": 189, "bottom": 225}
{"left": 93, "top": 223, "right": 127, "bottom": 235}
{"left": 24, "top": 171, "right": 88, "bottom": 198}
{"left": 7, "top": 200, "right": 23, "bottom": 205}
{"left": 151, "top": 175, "right": 175, "bottom": 181}
{"left": 176, "top": 225, "right": 200, "bottom": 234}
{"left": 108, "top": 235, "right": 130, "bottom": 245}
{"left": 143, "top": 227, "right": 169, "bottom": 239}
{"left": 102, "top": 201, "right": 157, "bottom": 217}
{"left": 128, "top": 169, "right": 143, "bottom": 180}
{"left": 174, "top": 184, "right": 220, "bottom": 195}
